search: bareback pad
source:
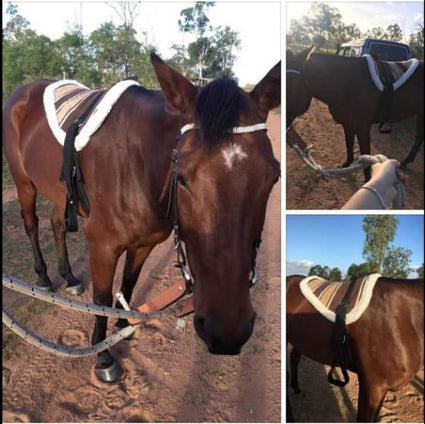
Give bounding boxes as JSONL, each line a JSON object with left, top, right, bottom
{"left": 363, "top": 55, "right": 419, "bottom": 92}
{"left": 299, "top": 274, "right": 381, "bottom": 324}
{"left": 43, "top": 79, "right": 140, "bottom": 151}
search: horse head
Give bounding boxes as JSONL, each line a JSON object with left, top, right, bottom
{"left": 286, "top": 46, "right": 315, "bottom": 126}
{"left": 151, "top": 53, "right": 280, "bottom": 355}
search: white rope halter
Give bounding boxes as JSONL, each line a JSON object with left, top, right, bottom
{"left": 180, "top": 122, "right": 267, "bottom": 135}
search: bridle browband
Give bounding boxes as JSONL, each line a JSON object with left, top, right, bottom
{"left": 166, "top": 122, "right": 268, "bottom": 291}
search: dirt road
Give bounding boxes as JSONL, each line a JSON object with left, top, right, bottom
{"left": 286, "top": 99, "right": 424, "bottom": 210}
{"left": 2, "top": 113, "right": 281, "bottom": 423}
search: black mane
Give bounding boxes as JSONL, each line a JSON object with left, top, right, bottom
{"left": 195, "top": 78, "right": 245, "bottom": 149}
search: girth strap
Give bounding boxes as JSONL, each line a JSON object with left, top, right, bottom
{"left": 375, "top": 60, "right": 395, "bottom": 133}
{"left": 60, "top": 91, "right": 102, "bottom": 231}
{"left": 327, "top": 278, "right": 357, "bottom": 387}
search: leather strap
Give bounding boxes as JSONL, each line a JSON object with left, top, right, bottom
{"left": 327, "top": 278, "right": 357, "bottom": 386}
{"left": 60, "top": 91, "right": 103, "bottom": 231}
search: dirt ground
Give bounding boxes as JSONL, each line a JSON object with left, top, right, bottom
{"left": 287, "top": 350, "right": 424, "bottom": 423}
{"left": 2, "top": 113, "right": 281, "bottom": 423}
{"left": 286, "top": 98, "right": 424, "bottom": 210}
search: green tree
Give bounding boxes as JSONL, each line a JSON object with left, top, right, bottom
{"left": 382, "top": 247, "right": 412, "bottom": 278}
{"left": 304, "top": 3, "right": 343, "bottom": 51}
{"left": 56, "top": 27, "right": 97, "bottom": 84}
{"left": 308, "top": 264, "right": 332, "bottom": 279}
{"left": 386, "top": 23, "right": 403, "bottom": 41}
{"left": 366, "top": 26, "right": 387, "bottom": 40}
{"left": 417, "top": 263, "right": 424, "bottom": 278}
{"left": 409, "top": 24, "right": 424, "bottom": 59}
{"left": 328, "top": 267, "right": 343, "bottom": 281}
{"left": 362, "top": 215, "right": 399, "bottom": 273}
{"left": 3, "top": 2, "right": 29, "bottom": 40}
{"left": 346, "top": 262, "right": 374, "bottom": 280}
{"left": 173, "top": 1, "right": 240, "bottom": 80}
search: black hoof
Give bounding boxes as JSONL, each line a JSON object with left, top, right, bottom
{"left": 95, "top": 360, "right": 123, "bottom": 383}
{"left": 65, "top": 282, "right": 85, "bottom": 296}
{"left": 115, "top": 320, "right": 135, "bottom": 340}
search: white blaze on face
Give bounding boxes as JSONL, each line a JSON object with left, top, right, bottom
{"left": 222, "top": 143, "right": 248, "bottom": 170}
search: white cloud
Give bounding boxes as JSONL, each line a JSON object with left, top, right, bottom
{"left": 286, "top": 259, "right": 315, "bottom": 276}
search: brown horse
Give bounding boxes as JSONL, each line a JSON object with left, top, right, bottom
{"left": 286, "top": 47, "right": 424, "bottom": 179}
{"left": 286, "top": 274, "right": 424, "bottom": 422}
{"left": 2, "top": 54, "right": 281, "bottom": 382}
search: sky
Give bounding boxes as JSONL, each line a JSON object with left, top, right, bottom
{"left": 2, "top": 0, "right": 281, "bottom": 87}
{"left": 286, "top": 1, "right": 424, "bottom": 43}
{"left": 286, "top": 215, "right": 424, "bottom": 278}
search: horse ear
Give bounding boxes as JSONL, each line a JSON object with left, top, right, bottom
{"left": 150, "top": 53, "right": 197, "bottom": 115}
{"left": 250, "top": 61, "right": 281, "bottom": 114}
{"left": 298, "top": 46, "right": 315, "bottom": 64}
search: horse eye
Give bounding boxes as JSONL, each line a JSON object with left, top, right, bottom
{"left": 177, "top": 174, "right": 188, "bottom": 187}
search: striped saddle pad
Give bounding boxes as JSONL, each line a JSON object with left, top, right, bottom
{"left": 363, "top": 55, "right": 419, "bottom": 92}
{"left": 43, "top": 79, "right": 139, "bottom": 151}
{"left": 299, "top": 274, "right": 381, "bottom": 324}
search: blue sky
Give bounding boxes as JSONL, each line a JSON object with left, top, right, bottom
{"left": 286, "top": 215, "right": 424, "bottom": 277}
{"left": 2, "top": 1, "right": 280, "bottom": 87}
{"left": 286, "top": 1, "right": 424, "bottom": 42}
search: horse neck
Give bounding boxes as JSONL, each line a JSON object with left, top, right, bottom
{"left": 304, "top": 54, "right": 362, "bottom": 106}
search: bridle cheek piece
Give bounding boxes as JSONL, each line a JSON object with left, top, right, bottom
{"left": 167, "top": 122, "right": 268, "bottom": 291}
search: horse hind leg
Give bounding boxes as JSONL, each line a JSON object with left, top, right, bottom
{"left": 50, "top": 204, "right": 85, "bottom": 295}
{"left": 357, "top": 378, "right": 387, "bottom": 422}
{"left": 400, "top": 114, "right": 424, "bottom": 169}
{"left": 17, "top": 182, "right": 52, "bottom": 290}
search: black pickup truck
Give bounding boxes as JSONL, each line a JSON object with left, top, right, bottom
{"left": 336, "top": 38, "right": 413, "bottom": 61}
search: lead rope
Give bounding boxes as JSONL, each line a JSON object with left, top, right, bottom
{"left": 286, "top": 126, "right": 405, "bottom": 209}
{"left": 2, "top": 273, "right": 178, "bottom": 357}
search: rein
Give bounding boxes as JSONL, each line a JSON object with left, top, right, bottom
{"left": 166, "top": 122, "right": 268, "bottom": 290}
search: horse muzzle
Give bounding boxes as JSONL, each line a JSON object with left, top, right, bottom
{"left": 193, "top": 313, "right": 256, "bottom": 355}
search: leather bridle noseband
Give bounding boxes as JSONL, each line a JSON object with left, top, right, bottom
{"left": 166, "top": 122, "right": 268, "bottom": 291}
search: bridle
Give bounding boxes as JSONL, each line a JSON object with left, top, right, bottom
{"left": 166, "top": 122, "right": 268, "bottom": 292}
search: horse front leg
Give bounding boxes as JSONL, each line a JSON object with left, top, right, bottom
{"left": 342, "top": 124, "right": 355, "bottom": 168}
{"left": 400, "top": 113, "right": 424, "bottom": 169}
{"left": 115, "top": 245, "right": 155, "bottom": 334}
{"left": 357, "top": 377, "right": 387, "bottom": 422}
{"left": 290, "top": 348, "right": 302, "bottom": 394}
{"left": 50, "top": 204, "right": 84, "bottom": 295}
{"left": 356, "top": 125, "right": 372, "bottom": 181}
{"left": 89, "top": 241, "right": 123, "bottom": 383}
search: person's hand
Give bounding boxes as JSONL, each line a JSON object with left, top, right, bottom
{"left": 342, "top": 157, "right": 407, "bottom": 209}
{"left": 368, "top": 159, "right": 408, "bottom": 206}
